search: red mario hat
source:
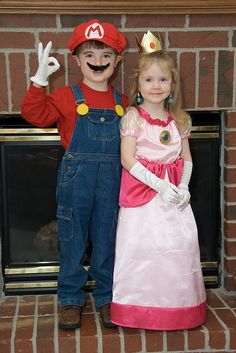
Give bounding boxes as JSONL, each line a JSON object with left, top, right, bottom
{"left": 67, "top": 19, "right": 126, "bottom": 54}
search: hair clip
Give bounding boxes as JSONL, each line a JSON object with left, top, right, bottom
{"left": 136, "top": 31, "right": 163, "bottom": 54}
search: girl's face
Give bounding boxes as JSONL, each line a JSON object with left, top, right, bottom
{"left": 138, "top": 61, "right": 172, "bottom": 106}
{"left": 75, "top": 46, "right": 121, "bottom": 89}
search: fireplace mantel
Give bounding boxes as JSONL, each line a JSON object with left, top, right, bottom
{"left": 0, "top": 0, "right": 236, "bottom": 14}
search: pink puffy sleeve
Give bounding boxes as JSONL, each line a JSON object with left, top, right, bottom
{"left": 120, "top": 107, "right": 142, "bottom": 138}
{"left": 180, "top": 116, "right": 192, "bottom": 139}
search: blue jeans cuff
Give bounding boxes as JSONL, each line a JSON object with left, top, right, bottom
{"left": 94, "top": 296, "right": 112, "bottom": 308}
{"left": 59, "top": 298, "right": 85, "bottom": 307}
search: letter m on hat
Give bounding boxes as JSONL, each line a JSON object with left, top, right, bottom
{"left": 85, "top": 23, "right": 104, "bottom": 39}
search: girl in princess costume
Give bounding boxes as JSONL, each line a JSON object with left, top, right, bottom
{"left": 111, "top": 32, "right": 207, "bottom": 330}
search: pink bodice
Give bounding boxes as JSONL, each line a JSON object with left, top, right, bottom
{"left": 120, "top": 107, "right": 183, "bottom": 164}
{"left": 119, "top": 107, "right": 185, "bottom": 207}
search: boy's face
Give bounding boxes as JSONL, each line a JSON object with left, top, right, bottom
{"left": 75, "top": 45, "right": 121, "bottom": 89}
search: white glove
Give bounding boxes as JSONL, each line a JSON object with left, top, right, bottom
{"left": 177, "top": 187, "right": 191, "bottom": 211}
{"left": 177, "top": 160, "right": 193, "bottom": 211}
{"left": 30, "top": 41, "right": 60, "bottom": 86}
{"left": 129, "top": 161, "right": 182, "bottom": 205}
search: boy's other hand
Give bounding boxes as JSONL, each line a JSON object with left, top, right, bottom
{"left": 31, "top": 41, "right": 60, "bottom": 87}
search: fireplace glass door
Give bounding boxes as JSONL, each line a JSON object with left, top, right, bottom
{"left": 0, "top": 112, "right": 221, "bottom": 294}
{"left": 1, "top": 142, "right": 61, "bottom": 265}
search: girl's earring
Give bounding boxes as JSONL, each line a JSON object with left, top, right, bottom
{"left": 167, "top": 94, "right": 173, "bottom": 105}
{"left": 136, "top": 92, "right": 143, "bottom": 105}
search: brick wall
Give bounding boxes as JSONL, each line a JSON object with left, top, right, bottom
{"left": 0, "top": 13, "right": 236, "bottom": 292}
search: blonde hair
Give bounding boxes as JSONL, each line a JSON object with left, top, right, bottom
{"left": 129, "top": 50, "right": 190, "bottom": 134}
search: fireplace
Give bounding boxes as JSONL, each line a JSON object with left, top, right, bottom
{"left": 0, "top": 112, "right": 221, "bottom": 295}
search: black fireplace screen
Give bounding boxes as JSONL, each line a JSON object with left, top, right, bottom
{"left": 0, "top": 112, "right": 221, "bottom": 294}
{"left": 1, "top": 143, "right": 61, "bottom": 264}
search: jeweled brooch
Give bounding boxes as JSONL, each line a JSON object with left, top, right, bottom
{"left": 160, "top": 130, "right": 171, "bottom": 144}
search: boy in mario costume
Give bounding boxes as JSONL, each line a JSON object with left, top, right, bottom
{"left": 21, "top": 19, "right": 127, "bottom": 330}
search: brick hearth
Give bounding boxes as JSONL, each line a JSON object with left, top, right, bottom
{"left": 0, "top": 289, "right": 236, "bottom": 353}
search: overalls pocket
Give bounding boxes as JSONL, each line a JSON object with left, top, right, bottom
{"left": 56, "top": 206, "right": 73, "bottom": 242}
{"left": 59, "top": 157, "right": 82, "bottom": 186}
{"left": 87, "top": 114, "right": 118, "bottom": 142}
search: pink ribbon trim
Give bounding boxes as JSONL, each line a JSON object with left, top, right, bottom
{"left": 111, "top": 300, "right": 207, "bottom": 330}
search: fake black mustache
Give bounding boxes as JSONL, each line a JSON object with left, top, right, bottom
{"left": 87, "top": 62, "right": 110, "bottom": 71}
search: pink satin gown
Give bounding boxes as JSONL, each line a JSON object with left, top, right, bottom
{"left": 111, "top": 107, "right": 207, "bottom": 330}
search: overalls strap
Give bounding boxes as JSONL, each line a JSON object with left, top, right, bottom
{"left": 71, "top": 84, "right": 86, "bottom": 104}
{"left": 113, "top": 89, "right": 122, "bottom": 105}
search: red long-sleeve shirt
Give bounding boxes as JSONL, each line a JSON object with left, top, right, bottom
{"left": 21, "top": 81, "right": 128, "bottom": 149}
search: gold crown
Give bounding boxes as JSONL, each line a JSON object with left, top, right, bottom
{"left": 136, "top": 31, "right": 163, "bottom": 54}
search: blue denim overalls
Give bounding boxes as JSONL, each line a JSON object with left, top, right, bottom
{"left": 56, "top": 85, "right": 122, "bottom": 308}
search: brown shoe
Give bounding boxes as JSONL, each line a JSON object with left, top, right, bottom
{"left": 59, "top": 305, "right": 82, "bottom": 330}
{"left": 98, "top": 303, "right": 117, "bottom": 328}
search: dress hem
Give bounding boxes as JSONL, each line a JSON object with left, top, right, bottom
{"left": 111, "top": 300, "right": 207, "bottom": 330}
